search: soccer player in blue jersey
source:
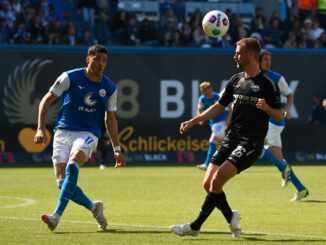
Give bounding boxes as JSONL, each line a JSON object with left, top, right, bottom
{"left": 259, "top": 49, "right": 309, "bottom": 201}
{"left": 196, "top": 81, "right": 231, "bottom": 171}
{"left": 34, "top": 44, "right": 125, "bottom": 231}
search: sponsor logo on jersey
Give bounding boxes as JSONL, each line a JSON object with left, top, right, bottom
{"left": 84, "top": 92, "right": 97, "bottom": 106}
{"left": 99, "top": 89, "right": 106, "bottom": 97}
{"left": 250, "top": 84, "right": 260, "bottom": 92}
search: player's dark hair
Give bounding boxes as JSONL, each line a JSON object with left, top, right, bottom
{"left": 259, "top": 49, "right": 271, "bottom": 63}
{"left": 236, "top": 38, "right": 261, "bottom": 60}
{"left": 87, "top": 44, "right": 108, "bottom": 56}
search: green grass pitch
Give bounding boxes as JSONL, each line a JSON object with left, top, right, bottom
{"left": 0, "top": 165, "right": 325, "bottom": 245}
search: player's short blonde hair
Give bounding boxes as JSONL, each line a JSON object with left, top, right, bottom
{"left": 200, "top": 81, "right": 211, "bottom": 90}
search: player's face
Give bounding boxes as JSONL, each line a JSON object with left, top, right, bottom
{"left": 234, "top": 45, "right": 249, "bottom": 69}
{"left": 86, "top": 52, "right": 108, "bottom": 77}
{"left": 260, "top": 54, "right": 271, "bottom": 72}
{"left": 200, "top": 85, "right": 212, "bottom": 97}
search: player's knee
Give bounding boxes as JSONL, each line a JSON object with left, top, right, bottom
{"left": 203, "top": 182, "right": 210, "bottom": 192}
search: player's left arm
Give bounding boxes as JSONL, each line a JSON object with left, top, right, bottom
{"left": 278, "top": 76, "right": 294, "bottom": 119}
{"left": 256, "top": 82, "right": 283, "bottom": 121}
{"left": 105, "top": 88, "right": 125, "bottom": 167}
{"left": 105, "top": 111, "right": 125, "bottom": 167}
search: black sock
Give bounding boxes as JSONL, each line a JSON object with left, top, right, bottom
{"left": 215, "top": 191, "right": 233, "bottom": 223}
{"left": 190, "top": 192, "right": 219, "bottom": 231}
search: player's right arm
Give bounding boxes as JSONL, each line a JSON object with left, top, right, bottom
{"left": 180, "top": 102, "right": 225, "bottom": 134}
{"left": 34, "top": 72, "right": 69, "bottom": 144}
{"left": 34, "top": 92, "right": 57, "bottom": 144}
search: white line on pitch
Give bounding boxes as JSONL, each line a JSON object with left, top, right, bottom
{"left": 0, "top": 216, "right": 325, "bottom": 241}
{"left": 0, "top": 196, "right": 36, "bottom": 208}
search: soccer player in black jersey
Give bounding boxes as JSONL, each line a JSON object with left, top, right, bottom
{"left": 170, "top": 38, "right": 283, "bottom": 238}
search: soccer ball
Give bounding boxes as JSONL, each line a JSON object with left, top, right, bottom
{"left": 202, "top": 10, "right": 229, "bottom": 38}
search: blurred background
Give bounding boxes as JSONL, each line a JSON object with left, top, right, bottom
{"left": 0, "top": 0, "right": 325, "bottom": 166}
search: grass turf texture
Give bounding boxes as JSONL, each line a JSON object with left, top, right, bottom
{"left": 0, "top": 165, "right": 325, "bottom": 245}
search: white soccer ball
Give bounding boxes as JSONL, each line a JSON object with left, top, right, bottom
{"left": 202, "top": 10, "right": 230, "bottom": 38}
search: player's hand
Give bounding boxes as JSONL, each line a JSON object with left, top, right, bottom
{"left": 180, "top": 120, "right": 194, "bottom": 134}
{"left": 114, "top": 151, "right": 125, "bottom": 168}
{"left": 34, "top": 128, "right": 48, "bottom": 144}
{"left": 323, "top": 99, "right": 326, "bottom": 110}
{"left": 256, "top": 98, "right": 269, "bottom": 111}
{"left": 284, "top": 109, "right": 291, "bottom": 119}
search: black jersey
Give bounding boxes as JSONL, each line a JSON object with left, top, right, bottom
{"left": 219, "top": 71, "right": 281, "bottom": 141}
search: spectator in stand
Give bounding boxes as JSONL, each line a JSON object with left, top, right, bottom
{"left": 160, "top": 6, "right": 178, "bottom": 28}
{"left": 263, "top": 18, "right": 284, "bottom": 48}
{"left": 179, "top": 22, "right": 194, "bottom": 47}
{"left": 308, "top": 18, "right": 325, "bottom": 41}
{"left": 298, "top": 31, "right": 315, "bottom": 47}
{"left": 110, "top": 10, "right": 129, "bottom": 44}
{"left": 94, "top": 0, "right": 110, "bottom": 45}
{"left": 137, "top": 18, "right": 157, "bottom": 46}
{"left": 77, "top": 0, "right": 97, "bottom": 29}
{"left": 283, "top": 31, "right": 298, "bottom": 48}
{"left": 160, "top": 17, "right": 177, "bottom": 47}
{"left": 46, "top": 18, "right": 63, "bottom": 45}
{"left": 297, "top": 0, "right": 318, "bottom": 23}
{"left": 189, "top": 9, "right": 202, "bottom": 30}
{"left": 29, "top": 15, "right": 46, "bottom": 44}
{"left": 251, "top": 7, "right": 267, "bottom": 34}
{"left": 13, "top": 20, "right": 30, "bottom": 43}
{"left": 316, "top": 30, "right": 326, "bottom": 47}
{"left": 122, "top": 15, "right": 140, "bottom": 46}
{"left": 79, "top": 28, "right": 96, "bottom": 46}
{"left": 283, "top": 7, "right": 298, "bottom": 36}
{"left": 229, "top": 16, "right": 249, "bottom": 47}
{"left": 0, "top": 17, "right": 13, "bottom": 44}
{"left": 171, "top": 30, "right": 181, "bottom": 47}
{"left": 309, "top": 94, "right": 325, "bottom": 124}
{"left": 60, "top": 21, "right": 78, "bottom": 45}
{"left": 192, "top": 20, "right": 212, "bottom": 48}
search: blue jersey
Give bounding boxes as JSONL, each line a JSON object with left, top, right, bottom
{"left": 198, "top": 92, "right": 228, "bottom": 126}
{"left": 264, "top": 70, "right": 292, "bottom": 127}
{"left": 50, "top": 68, "right": 117, "bottom": 138}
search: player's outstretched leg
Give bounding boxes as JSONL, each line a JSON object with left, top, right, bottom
{"left": 228, "top": 210, "right": 241, "bottom": 238}
{"left": 261, "top": 149, "right": 291, "bottom": 187}
{"left": 287, "top": 164, "right": 309, "bottom": 201}
{"left": 197, "top": 141, "right": 216, "bottom": 171}
{"left": 42, "top": 163, "right": 79, "bottom": 231}
{"left": 170, "top": 224, "right": 199, "bottom": 236}
{"left": 92, "top": 201, "right": 108, "bottom": 231}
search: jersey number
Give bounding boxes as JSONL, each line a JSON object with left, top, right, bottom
{"left": 84, "top": 136, "right": 94, "bottom": 145}
{"left": 232, "top": 145, "right": 246, "bottom": 158}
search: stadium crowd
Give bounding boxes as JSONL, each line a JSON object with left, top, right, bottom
{"left": 0, "top": 0, "right": 325, "bottom": 48}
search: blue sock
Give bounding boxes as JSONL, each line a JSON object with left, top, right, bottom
{"left": 57, "top": 180, "right": 94, "bottom": 211}
{"left": 204, "top": 142, "right": 216, "bottom": 166}
{"left": 262, "top": 149, "right": 286, "bottom": 172}
{"left": 287, "top": 164, "right": 306, "bottom": 192}
{"left": 54, "top": 163, "right": 79, "bottom": 216}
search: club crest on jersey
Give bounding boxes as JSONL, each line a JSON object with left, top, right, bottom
{"left": 84, "top": 92, "right": 97, "bottom": 106}
{"left": 250, "top": 84, "right": 260, "bottom": 93}
{"left": 99, "top": 89, "right": 106, "bottom": 97}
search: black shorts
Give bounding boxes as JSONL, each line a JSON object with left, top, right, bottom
{"left": 211, "top": 136, "right": 263, "bottom": 173}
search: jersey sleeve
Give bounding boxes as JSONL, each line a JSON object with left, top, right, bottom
{"left": 49, "top": 72, "right": 70, "bottom": 97}
{"left": 197, "top": 97, "right": 205, "bottom": 112}
{"left": 265, "top": 82, "right": 282, "bottom": 109}
{"left": 218, "top": 76, "right": 236, "bottom": 106}
{"left": 106, "top": 89, "right": 117, "bottom": 111}
{"left": 277, "top": 76, "right": 292, "bottom": 96}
